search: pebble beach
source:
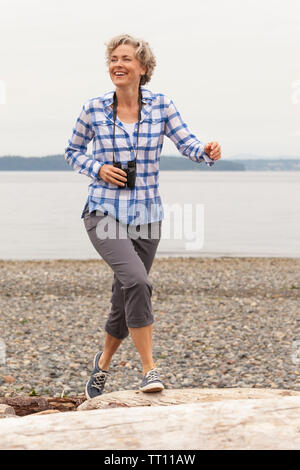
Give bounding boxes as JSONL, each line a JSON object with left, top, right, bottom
{"left": 0, "top": 257, "right": 299, "bottom": 398}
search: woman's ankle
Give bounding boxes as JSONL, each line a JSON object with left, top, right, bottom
{"left": 98, "top": 353, "right": 111, "bottom": 371}
{"left": 142, "top": 362, "right": 156, "bottom": 375}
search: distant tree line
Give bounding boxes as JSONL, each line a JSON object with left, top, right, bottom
{"left": 0, "top": 154, "right": 245, "bottom": 171}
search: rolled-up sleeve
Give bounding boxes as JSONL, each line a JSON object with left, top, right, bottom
{"left": 164, "top": 98, "right": 214, "bottom": 167}
{"left": 64, "top": 103, "right": 105, "bottom": 179}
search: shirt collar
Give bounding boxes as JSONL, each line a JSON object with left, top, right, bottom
{"left": 100, "top": 86, "right": 154, "bottom": 108}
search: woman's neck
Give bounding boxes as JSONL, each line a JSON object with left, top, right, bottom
{"left": 115, "top": 84, "right": 140, "bottom": 109}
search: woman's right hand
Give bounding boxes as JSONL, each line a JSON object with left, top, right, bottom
{"left": 99, "top": 164, "right": 127, "bottom": 187}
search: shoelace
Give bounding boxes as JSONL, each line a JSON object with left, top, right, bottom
{"left": 146, "top": 368, "right": 160, "bottom": 382}
{"left": 91, "top": 371, "right": 109, "bottom": 391}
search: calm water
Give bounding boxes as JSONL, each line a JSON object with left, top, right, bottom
{"left": 0, "top": 171, "right": 299, "bottom": 259}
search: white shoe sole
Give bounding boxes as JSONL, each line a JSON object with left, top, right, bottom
{"left": 85, "top": 381, "right": 92, "bottom": 400}
{"left": 139, "top": 382, "right": 165, "bottom": 393}
{"left": 85, "top": 351, "right": 104, "bottom": 400}
{"left": 93, "top": 351, "right": 101, "bottom": 369}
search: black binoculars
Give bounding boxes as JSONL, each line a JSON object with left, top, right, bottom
{"left": 113, "top": 160, "right": 136, "bottom": 189}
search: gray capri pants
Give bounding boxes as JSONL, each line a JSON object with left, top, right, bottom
{"left": 83, "top": 206, "right": 162, "bottom": 339}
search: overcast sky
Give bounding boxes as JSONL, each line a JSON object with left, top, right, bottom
{"left": 0, "top": 0, "right": 299, "bottom": 159}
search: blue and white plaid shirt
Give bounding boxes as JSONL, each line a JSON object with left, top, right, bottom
{"left": 64, "top": 86, "right": 215, "bottom": 225}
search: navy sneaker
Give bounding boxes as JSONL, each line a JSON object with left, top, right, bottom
{"left": 139, "top": 367, "right": 164, "bottom": 393}
{"left": 85, "top": 351, "right": 110, "bottom": 399}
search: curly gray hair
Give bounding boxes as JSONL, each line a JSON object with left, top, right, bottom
{"left": 105, "top": 34, "right": 156, "bottom": 86}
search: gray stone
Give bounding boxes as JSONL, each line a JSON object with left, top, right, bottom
{"left": 0, "top": 404, "right": 17, "bottom": 419}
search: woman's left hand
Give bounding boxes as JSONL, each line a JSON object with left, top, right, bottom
{"left": 204, "top": 141, "right": 221, "bottom": 161}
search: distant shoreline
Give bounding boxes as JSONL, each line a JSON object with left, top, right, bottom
{"left": 0, "top": 155, "right": 299, "bottom": 171}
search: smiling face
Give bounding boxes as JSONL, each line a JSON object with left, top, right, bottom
{"left": 108, "top": 44, "right": 146, "bottom": 89}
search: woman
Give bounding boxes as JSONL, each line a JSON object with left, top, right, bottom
{"left": 65, "top": 34, "right": 221, "bottom": 399}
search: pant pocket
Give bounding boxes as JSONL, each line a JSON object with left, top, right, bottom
{"left": 84, "top": 211, "right": 107, "bottom": 232}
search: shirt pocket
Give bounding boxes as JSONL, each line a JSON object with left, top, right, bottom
{"left": 139, "top": 117, "right": 165, "bottom": 150}
{"left": 92, "top": 120, "right": 121, "bottom": 188}
{"left": 144, "top": 117, "right": 165, "bottom": 133}
{"left": 93, "top": 120, "right": 114, "bottom": 138}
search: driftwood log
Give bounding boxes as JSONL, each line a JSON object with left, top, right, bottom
{"left": 77, "top": 387, "right": 300, "bottom": 411}
{"left": 1, "top": 388, "right": 299, "bottom": 416}
{"left": 0, "top": 395, "right": 300, "bottom": 450}
{"left": 0, "top": 395, "right": 86, "bottom": 416}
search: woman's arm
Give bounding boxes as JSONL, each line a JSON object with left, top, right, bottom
{"left": 64, "top": 103, "right": 104, "bottom": 179}
{"left": 164, "top": 98, "right": 215, "bottom": 166}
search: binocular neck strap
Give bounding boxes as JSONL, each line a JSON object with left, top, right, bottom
{"left": 112, "top": 87, "right": 143, "bottom": 164}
